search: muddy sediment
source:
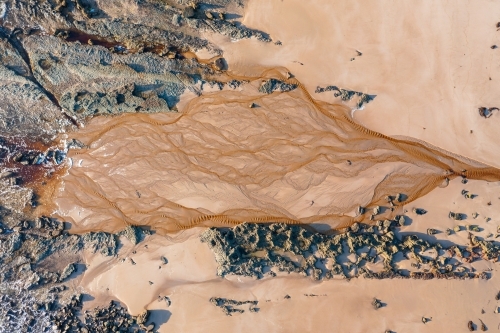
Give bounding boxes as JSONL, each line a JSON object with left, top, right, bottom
{"left": 54, "top": 68, "right": 500, "bottom": 234}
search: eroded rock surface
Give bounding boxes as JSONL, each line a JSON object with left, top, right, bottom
{"left": 201, "top": 222, "right": 498, "bottom": 280}
{"left": 0, "top": 36, "right": 70, "bottom": 138}
{"left": 0, "top": 0, "right": 269, "bottom": 139}
{"left": 210, "top": 297, "right": 259, "bottom": 316}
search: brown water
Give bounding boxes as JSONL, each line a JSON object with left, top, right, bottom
{"left": 0, "top": 136, "right": 67, "bottom": 214}
{"left": 54, "top": 68, "right": 500, "bottom": 234}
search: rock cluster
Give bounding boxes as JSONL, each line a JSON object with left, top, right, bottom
{"left": 201, "top": 221, "right": 499, "bottom": 280}
{"left": 315, "top": 85, "right": 375, "bottom": 108}
{"left": 50, "top": 297, "right": 156, "bottom": 333}
{"left": 0, "top": 0, "right": 272, "bottom": 140}
{"left": 11, "top": 149, "right": 66, "bottom": 166}
{"left": 258, "top": 79, "right": 298, "bottom": 94}
{"left": 209, "top": 297, "right": 259, "bottom": 316}
{"left": 0, "top": 214, "right": 154, "bottom": 331}
{"left": 0, "top": 214, "right": 152, "bottom": 289}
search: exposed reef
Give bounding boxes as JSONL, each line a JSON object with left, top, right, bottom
{"left": 0, "top": 0, "right": 271, "bottom": 140}
{"left": 0, "top": 211, "right": 151, "bottom": 330}
{"left": 201, "top": 221, "right": 498, "bottom": 280}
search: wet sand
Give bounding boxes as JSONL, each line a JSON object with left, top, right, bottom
{"left": 54, "top": 72, "right": 500, "bottom": 234}
{"left": 77, "top": 179, "right": 500, "bottom": 333}
{"left": 54, "top": 0, "right": 500, "bottom": 332}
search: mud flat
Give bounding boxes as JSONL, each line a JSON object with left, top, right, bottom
{"left": 54, "top": 71, "right": 500, "bottom": 234}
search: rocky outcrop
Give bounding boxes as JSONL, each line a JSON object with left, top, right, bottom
{"left": 0, "top": 37, "right": 69, "bottom": 138}
{"left": 118, "top": 225, "right": 151, "bottom": 245}
{"left": 210, "top": 297, "right": 259, "bottom": 316}
{"left": 201, "top": 221, "right": 498, "bottom": 280}
{"left": 258, "top": 79, "right": 297, "bottom": 94}
{"left": 315, "top": 85, "right": 376, "bottom": 109}
{"left": 22, "top": 35, "right": 202, "bottom": 120}
{"left": 49, "top": 297, "right": 150, "bottom": 333}
{"left": 0, "top": 0, "right": 272, "bottom": 139}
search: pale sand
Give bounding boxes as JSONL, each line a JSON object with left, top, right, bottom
{"left": 78, "top": 178, "right": 500, "bottom": 333}
{"left": 209, "top": 0, "right": 500, "bottom": 168}
{"left": 66, "top": 1, "right": 500, "bottom": 332}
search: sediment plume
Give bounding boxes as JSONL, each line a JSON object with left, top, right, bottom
{"left": 54, "top": 68, "right": 500, "bottom": 234}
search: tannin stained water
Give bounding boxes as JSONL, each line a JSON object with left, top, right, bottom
{"left": 53, "top": 68, "right": 500, "bottom": 234}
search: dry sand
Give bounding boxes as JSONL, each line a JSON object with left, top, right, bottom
{"left": 210, "top": 0, "right": 500, "bottom": 167}
{"left": 77, "top": 178, "right": 500, "bottom": 333}
{"left": 54, "top": 0, "right": 500, "bottom": 332}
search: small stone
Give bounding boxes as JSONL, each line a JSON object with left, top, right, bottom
{"left": 213, "top": 58, "right": 225, "bottom": 71}
{"left": 427, "top": 228, "right": 438, "bottom": 235}
{"left": 398, "top": 215, "right": 405, "bottom": 226}
{"left": 136, "top": 310, "right": 150, "bottom": 325}
{"left": 371, "top": 298, "right": 382, "bottom": 309}
{"left": 413, "top": 208, "right": 427, "bottom": 215}
{"left": 467, "top": 225, "right": 480, "bottom": 232}
{"left": 479, "top": 319, "right": 486, "bottom": 331}
{"left": 449, "top": 212, "right": 464, "bottom": 220}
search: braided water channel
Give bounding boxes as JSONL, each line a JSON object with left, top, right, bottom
{"left": 53, "top": 68, "right": 500, "bottom": 234}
